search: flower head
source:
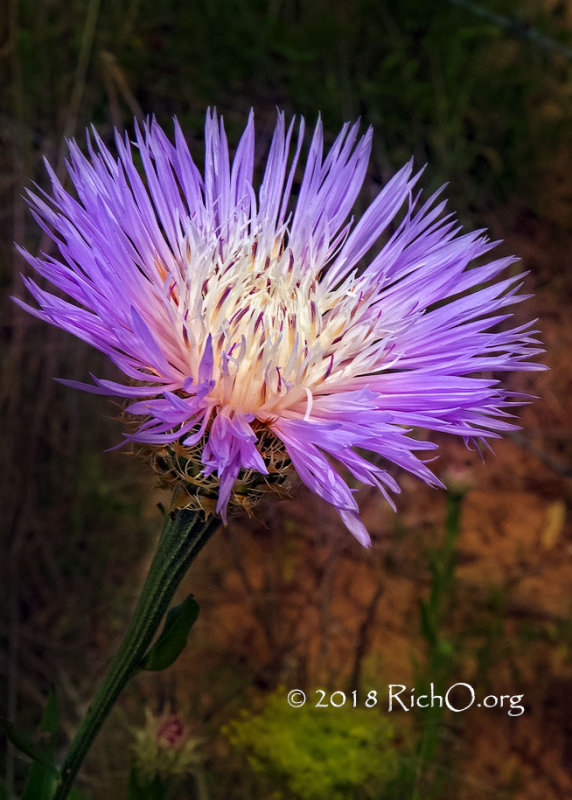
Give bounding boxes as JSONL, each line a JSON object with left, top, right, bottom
{"left": 131, "top": 709, "right": 203, "bottom": 779}
{"left": 16, "top": 110, "right": 544, "bottom": 545}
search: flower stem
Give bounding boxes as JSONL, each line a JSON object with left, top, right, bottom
{"left": 52, "top": 508, "right": 219, "bottom": 800}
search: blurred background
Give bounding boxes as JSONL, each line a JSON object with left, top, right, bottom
{"left": 1, "top": 1, "right": 571, "bottom": 798}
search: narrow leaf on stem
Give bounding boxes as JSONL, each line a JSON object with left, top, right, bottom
{"left": 140, "top": 594, "right": 200, "bottom": 672}
{"left": 0, "top": 718, "right": 55, "bottom": 769}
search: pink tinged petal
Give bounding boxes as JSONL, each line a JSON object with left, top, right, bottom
{"left": 133, "top": 120, "right": 183, "bottom": 256}
{"left": 204, "top": 109, "right": 232, "bottom": 237}
{"left": 326, "top": 160, "right": 421, "bottom": 287}
{"left": 125, "top": 410, "right": 205, "bottom": 445}
{"left": 198, "top": 334, "right": 214, "bottom": 383}
{"left": 92, "top": 375, "right": 179, "bottom": 396}
{"left": 273, "top": 419, "right": 374, "bottom": 547}
{"left": 259, "top": 112, "right": 290, "bottom": 227}
{"left": 288, "top": 120, "right": 373, "bottom": 256}
{"left": 183, "top": 376, "right": 214, "bottom": 399}
{"left": 331, "top": 447, "right": 400, "bottom": 510}
{"left": 172, "top": 117, "right": 205, "bottom": 213}
{"left": 363, "top": 436, "right": 445, "bottom": 490}
{"left": 291, "top": 115, "right": 324, "bottom": 231}
{"left": 201, "top": 412, "right": 267, "bottom": 520}
{"left": 54, "top": 375, "right": 177, "bottom": 397}
{"left": 182, "top": 408, "right": 212, "bottom": 446}
{"left": 230, "top": 109, "right": 255, "bottom": 211}
{"left": 273, "top": 420, "right": 358, "bottom": 513}
{"left": 278, "top": 116, "right": 305, "bottom": 227}
{"left": 203, "top": 410, "right": 268, "bottom": 488}
{"left": 216, "top": 461, "right": 243, "bottom": 522}
{"left": 288, "top": 388, "right": 389, "bottom": 421}
{"left": 337, "top": 509, "right": 372, "bottom": 547}
{"left": 130, "top": 306, "right": 172, "bottom": 375}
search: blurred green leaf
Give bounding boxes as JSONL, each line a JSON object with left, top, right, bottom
{"left": 128, "top": 767, "right": 166, "bottom": 800}
{"left": 418, "top": 599, "right": 437, "bottom": 647}
{"left": 140, "top": 595, "right": 200, "bottom": 672}
{"left": 0, "top": 718, "right": 54, "bottom": 769}
{"left": 41, "top": 689, "right": 59, "bottom": 737}
{"left": 22, "top": 763, "right": 58, "bottom": 800}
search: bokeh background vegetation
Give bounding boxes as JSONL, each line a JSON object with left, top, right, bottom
{"left": 1, "top": 1, "right": 571, "bottom": 798}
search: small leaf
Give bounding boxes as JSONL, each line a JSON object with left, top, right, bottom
{"left": 140, "top": 595, "right": 200, "bottom": 672}
{"left": 41, "top": 689, "right": 59, "bottom": 736}
{"left": 0, "top": 718, "right": 54, "bottom": 768}
{"left": 21, "top": 763, "right": 58, "bottom": 800}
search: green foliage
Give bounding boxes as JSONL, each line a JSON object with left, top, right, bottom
{"left": 1, "top": 691, "right": 87, "bottom": 799}
{"left": 140, "top": 595, "right": 200, "bottom": 672}
{"left": 128, "top": 768, "right": 167, "bottom": 800}
{"left": 0, "top": 719, "right": 55, "bottom": 770}
{"left": 40, "top": 690, "right": 60, "bottom": 739}
{"left": 20, "top": 763, "right": 59, "bottom": 800}
{"left": 225, "top": 690, "right": 397, "bottom": 800}
{"left": 418, "top": 490, "right": 464, "bottom": 664}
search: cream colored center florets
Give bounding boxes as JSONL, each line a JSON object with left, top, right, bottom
{"left": 170, "top": 236, "right": 379, "bottom": 421}
{"left": 170, "top": 237, "right": 378, "bottom": 419}
{"left": 201, "top": 247, "right": 328, "bottom": 415}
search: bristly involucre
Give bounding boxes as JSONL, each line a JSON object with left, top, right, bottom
{"left": 15, "top": 110, "right": 545, "bottom": 545}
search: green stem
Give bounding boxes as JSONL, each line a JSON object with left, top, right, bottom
{"left": 52, "top": 508, "right": 219, "bottom": 800}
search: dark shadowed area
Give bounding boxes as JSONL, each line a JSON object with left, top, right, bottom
{"left": 1, "top": 1, "right": 571, "bottom": 798}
